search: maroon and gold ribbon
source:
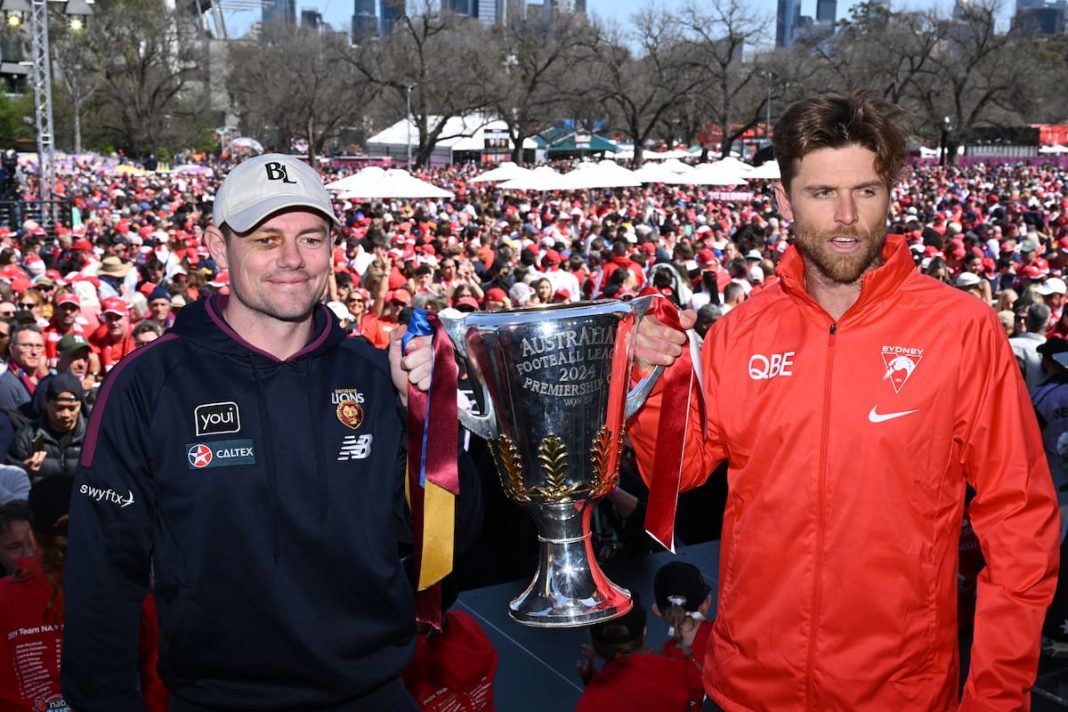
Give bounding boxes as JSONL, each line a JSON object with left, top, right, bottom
{"left": 404, "top": 310, "right": 460, "bottom": 628}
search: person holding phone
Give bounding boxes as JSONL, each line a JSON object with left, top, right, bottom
{"left": 7, "top": 373, "right": 86, "bottom": 482}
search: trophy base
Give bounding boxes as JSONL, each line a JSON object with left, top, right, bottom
{"left": 508, "top": 504, "right": 632, "bottom": 628}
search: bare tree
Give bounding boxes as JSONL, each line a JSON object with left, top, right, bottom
{"left": 909, "top": 0, "right": 1035, "bottom": 160}
{"left": 582, "top": 11, "right": 702, "bottom": 165}
{"left": 50, "top": 20, "right": 103, "bottom": 154}
{"left": 807, "top": 2, "right": 941, "bottom": 105}
{"left": 677, "top": 0, "right": 771, "bottom": 158}
{"left": 346, "top": 2, "right": 496, "bottom": 167}
{"left": 78, "top": 0, "right": 207, "bottom": 157}
{"left": 229, "top": 28, "right": 371, "bottom": 162}
{"left": 483, "top": 11, "right": 587, "bottom": 163}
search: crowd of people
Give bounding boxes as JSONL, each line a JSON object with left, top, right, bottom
{"left": 0, "top": 125, "right": 1065, "bottom": 710}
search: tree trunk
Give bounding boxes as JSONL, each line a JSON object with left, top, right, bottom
{"left": 306, "top": 115, "right": 317, "bottom": 164}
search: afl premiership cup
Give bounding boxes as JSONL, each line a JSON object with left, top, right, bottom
{"left": 438, "top": 297, "right": 661, "bottom": 627}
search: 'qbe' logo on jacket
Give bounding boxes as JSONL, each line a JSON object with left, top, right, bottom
{"left": 881, "top": 345, "right": 924, "bottom": 393}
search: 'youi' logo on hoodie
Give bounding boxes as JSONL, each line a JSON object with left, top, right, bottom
{"left": 195, "top": 401, "right": 241, "bottom": 436}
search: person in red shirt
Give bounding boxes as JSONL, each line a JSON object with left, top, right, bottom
{"left": 346, "top": 288, "right": 389, "bottom": 349}
{"left": 89, "top": 297, "right": 136, "bottom": 372}
{"left": 575, "top": 596, "right": 703, "bottom": 711}
{"left": 0, "top": 477, "right": 167, "bottom": 712}
{"left": 43, "top": 291, "right": 88, "bottom": 369}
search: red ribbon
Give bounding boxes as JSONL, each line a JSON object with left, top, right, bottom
{"left": 642, "top": 298, "right": 694, "bottom": 552}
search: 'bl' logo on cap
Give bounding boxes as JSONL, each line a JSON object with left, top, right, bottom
{"left": 264, "top": 161, "right": 297, "bottom": 184}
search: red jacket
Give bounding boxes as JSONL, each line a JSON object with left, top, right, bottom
{"left": 576, "top": 652, "right": 703, "bottom": 711}
{"left": 630, "top": 235, "right": 1060, "bottom": 711}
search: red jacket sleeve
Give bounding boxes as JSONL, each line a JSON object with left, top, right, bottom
{"left": 957, "top": 310, "right": 1060, "bottom": 711}
{"left": 629, "top": 329, "right": 726, "bottom": 493}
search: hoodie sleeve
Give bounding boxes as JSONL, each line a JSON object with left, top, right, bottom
{"left": 958, "top": 310, "right": 1060, "bottom": 711}
{"left": 61, "top": 364, "right": 154, "bottom": 712}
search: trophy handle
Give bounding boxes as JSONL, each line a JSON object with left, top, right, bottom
{"left": 438, "top": 308, "right": 499, "bottom": 441}
{"left": 458, "top": 400, "right": 498, "bottom": 441}
{"left": 625, "top": 365, "right": 664, "bottom": 419}
{"left": 623, "top": 294, "right": 668, "bottom": 419}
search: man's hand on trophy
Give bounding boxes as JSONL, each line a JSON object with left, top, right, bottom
{"left": 389, "top": 327, "right": 433, "bottom": 406}
{"left": 633, "top": 310, "right": 696, "bottom": 373}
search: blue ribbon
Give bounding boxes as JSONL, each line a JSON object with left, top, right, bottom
{"left": 405, "top": 308, "right": 432, "bottom": 487}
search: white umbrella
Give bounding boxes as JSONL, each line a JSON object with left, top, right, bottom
{"left": 712, "top": 156, "right": 753, "bottom": 175}
{"left": 558, "top": 160, "right": 641, "bottom": 189}
{"left": 499, "top": 166, "right": 564, "bottom": 192}
{"left": 643, "top": 149, "right": 692, "bottom": 160}
{"left": 469, "top": 161, "right": 533, "bottom": 183}
{"left": 333, "top": 167, "right": 454, "bottom": 200}
{"left": 662, "top": 161, "right": 748, "bottom": 186}
{"left": 632, "top": 161, "right": 691, "bottom": 184}
{"left": 231, "top": 137, "right": 264, "bottom": 154}
{"left": 659, "top": 158, "right": 694, "bottom": 174}
{"left": 745, "top": 162, "right": 781, "bottom": 181}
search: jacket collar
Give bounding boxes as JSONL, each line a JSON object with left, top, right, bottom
{"left": 776, "top": 234, "right": 914, "bottom": 322}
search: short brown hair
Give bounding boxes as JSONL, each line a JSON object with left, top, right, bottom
{"left": 773, "top": 91, "right": 909, "bottom": 192}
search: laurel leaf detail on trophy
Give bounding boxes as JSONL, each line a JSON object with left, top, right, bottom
{"left": 533, "top": 435, "right": 581, "bottom": 501}
{"left": 496, "top": 434, "right": 531, "bottom": 503}
{"left": 587, "top": 427, "right": 621, "bottom": 499}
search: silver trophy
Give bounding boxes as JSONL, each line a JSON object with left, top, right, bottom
{"left": 439, "top": 298, "right": 661, "bottom": 627}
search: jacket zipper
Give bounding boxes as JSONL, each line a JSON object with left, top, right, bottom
{"left": 805, "top": 320, "right": 837, "bottom": 708}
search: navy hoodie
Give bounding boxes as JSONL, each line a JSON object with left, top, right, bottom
{"left": 62, "top": 295, "right": 417, "bottom": 711}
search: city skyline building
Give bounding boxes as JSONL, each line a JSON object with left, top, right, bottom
{"left": 776, "top": 0, "right": 798, "bottom": 47}
{"left": 262, "top": 0, "right": 296, "bottom": 26}
{"left": 816, "top": 0, "right": 836, "bottom": 22}
{"left": 381, "top": 0, "right": 405, "bottom": 34}
{"left": 351, "top": 0, "right": 378, "bottom": 39}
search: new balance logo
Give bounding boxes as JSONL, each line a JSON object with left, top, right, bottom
{"left": 337, "top": 434, "right": 374, "bottom": 461}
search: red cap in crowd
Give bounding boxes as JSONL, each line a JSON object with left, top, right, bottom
{"left": 55, "top": 292, "right": 80, "bottom": 308}
{"left": 101, "top": 297, "right": 129, "bottom": 316}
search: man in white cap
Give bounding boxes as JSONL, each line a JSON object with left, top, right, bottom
{"left": 63, "top": 154, "right": 440, "bottom": 712}
{"left": 1037, "top": 276, "right": 1067, "bottom": 329}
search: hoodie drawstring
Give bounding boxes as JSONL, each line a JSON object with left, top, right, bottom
{"left": 305, "top": 358, "right": 329, "bottom": 527}
{"left": 250, "top": 357, "right": 281, "bottom": 562}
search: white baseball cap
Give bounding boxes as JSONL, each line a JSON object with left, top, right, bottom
{"left": 212, "top": 153, "right": 340, "bottom": 233}
{"left": 1037, "top": 277, "right": 1067, "bottom": 296}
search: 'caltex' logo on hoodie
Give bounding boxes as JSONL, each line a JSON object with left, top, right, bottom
{"left": 186, "top": 439, "right": 256, "bottom": 470}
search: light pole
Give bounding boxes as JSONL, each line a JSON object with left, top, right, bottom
{"left": 763, "top": 70, "right": 775, "bottom": 138}
{"left": 940, "top": 115, "right": 952, "bottom": 167}
{"left": 405, "top": 84, "right": 414, "bottom": 170}
{"left": 3, "top": 0, "right": 91, "bottom": 230}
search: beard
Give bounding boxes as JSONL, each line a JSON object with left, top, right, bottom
{"left": 793, "top": 220, "right": 887, "bottom": 285}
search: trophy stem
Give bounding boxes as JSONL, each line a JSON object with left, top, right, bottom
{"left": 508, "top": 502, "right": 632, "bottom": 628}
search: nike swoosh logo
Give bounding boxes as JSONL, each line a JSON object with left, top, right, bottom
{"left": 868, "top": 407, "right": 919, "bottom": 423}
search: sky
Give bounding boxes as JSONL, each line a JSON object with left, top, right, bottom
{"left": 218, "top": 0, "right": 993, "bottom": 47}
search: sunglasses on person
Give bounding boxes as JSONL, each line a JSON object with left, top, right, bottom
{"left": 346, "top": 297, "right": 365, "bottom": 304}
{"left": 17, "top": 302, "right": 36, "bottom": 309}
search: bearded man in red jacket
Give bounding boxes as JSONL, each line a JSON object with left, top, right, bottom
{"left": 632, "top": 92, "right": 1059, "bottom": 711}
